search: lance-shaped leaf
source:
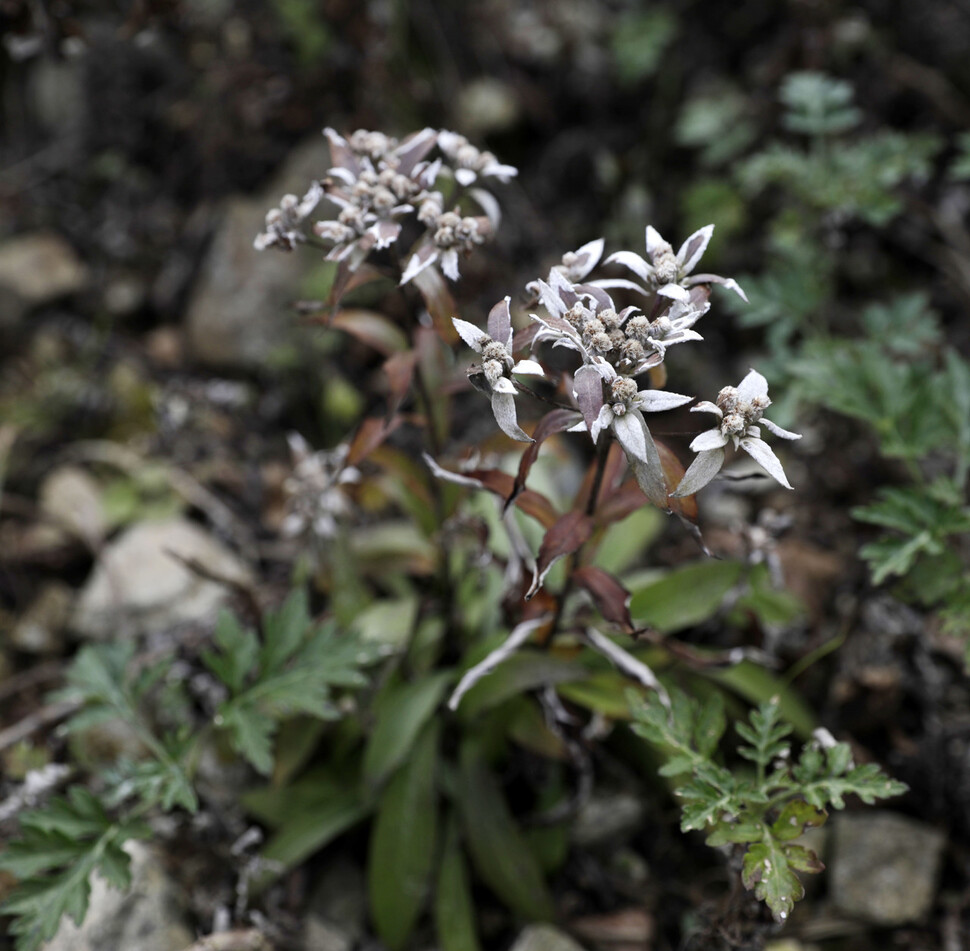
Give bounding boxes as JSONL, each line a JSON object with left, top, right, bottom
{"left": 509, "top": 409, "right": 581, "bottom": 507}
{"left": 448, "top": 617, "right": 549, "bottom": 711}
{"left": 527, "top": 510, "right": 594, "bottom": 599}
{"left": 382, "top": 350, "right": 417, "bottom": 418}
{"left": 410, "top": 263, "right": 459, "bottom": 342}
{"left": 348, "top": 416, "right": 404, "bottom": 466}
{"left": 331, "top": 309, "right": 409, "bottom": 355}
{"left": 655, "top": 439, "right": 698, "bottom": 521}
{"left": 574, "top": 365, "right": 606, "bottom": 433}
{"left": 573, "top": 566, "right": 634, "bottom": 632}
{"left": 369, "top": 721, "right": 440, "bottom": 949}
{"left": 456, "top": 744, "right": 555, "bottom": 921}
{"left": 491, "top": 391, "right": 533, "bottom": 443}
{"left": 423, "top": 455, "right": 559, "bottom": 528}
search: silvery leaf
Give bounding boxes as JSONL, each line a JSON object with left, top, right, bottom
{"left": 761, "top": 418, "right": 802, "bottom": 440}
{"left": 491, "top": 392, "right": 533, "bottom": 442}
{"left": 740, "top": 437, "right": 793, "bottom": 489}
{"left": 452, "top": 317, "right": 489, "bottom": 352}
{"left": 671, "top": 448, "right": 725, "bottom": 498}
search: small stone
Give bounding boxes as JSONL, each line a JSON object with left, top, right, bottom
{"left": 301, "top": 916, "right": 352, "bottom": 951}
{"left": 830, "top": 811, "right": 945, "bottom": 925}
{"left": 73, "top": 518, "right": 252, "bottom": 639}
{"left": 0, "top": 232, "right": 88, "bottom": 325}
{"left": 185, "top": 139, "right": 328, "bottom": 368}
{"left": 509, "top": 924, "right": 588, "bottom": 951}
{"left": 39, "top": 466, "right": 107, "bottom": 546}
{"left": 10, "top": 582, "right": 73, "bottom": 654}
{"left": 41, "top": 841, "right": 193, "bottom": 951}
{"left": 571, "top": 791, "right": 645, "bottom": 848}
{"left": 455, "top": 78, "right": 521, "bottom": 135}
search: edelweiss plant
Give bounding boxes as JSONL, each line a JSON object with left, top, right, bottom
{"left": 255, "top": 126, "right": 516, "bottom": 291}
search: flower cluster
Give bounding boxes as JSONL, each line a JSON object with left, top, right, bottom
{"left": 453, "top": 224, "right": 799, "bottom": 507}
{"left": 671, "top": 370, "right": 801, "bottom": 497}
{"left": 281, "top": 433, "right": 359, "bottom": 541}
{"left": 254, "top": 127, "right": 516, "bottom": 286}
{"left": 452, "top": 298, "right": 543, "bottom": 441}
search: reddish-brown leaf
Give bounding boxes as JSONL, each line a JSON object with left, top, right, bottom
{"left": 462, "top": 469, "right": 558, "bottom": 528}
{"left": 655, "top": 439, "right": 698, "bottom": 522}
{"left": 347, "top": 416, "right": 403, "bottom": 466}
{"left": 326, "top": 261, "right": 385, "bottom": 313}
{"left": 509, "top": 408, "right": 578, "bottom": 506}
{"left": 382, "top": 351, "right": 417, "bottom": 416}
{"left": 527, "top": 510, "right": 594, "bottom": 599}
{"left": 411, "top": 266, "right": 459, "bottom": 343}
{"left": 331, "top": 309, "right": 408, "bottom": 355}
{"left": 573, "top": 566, "right": 633, "bottom": 632}
{"left": 595, "top": 478, "right": 651, "bottom": 527}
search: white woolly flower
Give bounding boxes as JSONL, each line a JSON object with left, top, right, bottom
{"left": 437, "top": 130, "right": 519, "bottom": 186}
{"left": 604, "top": 224, "right": 748, "bottom": 302}
{"left": 569, "top": 370, "right": 694, "bottom": 508}
{"left": 671, "top": 369, "right": 801, "bottom": 497}
{"left": 452, "top": 298, "right": 543, "bottom": 442}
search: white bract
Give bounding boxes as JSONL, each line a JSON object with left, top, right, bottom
{"left": 604, "top": 224, "right": 748, "bottom": 302}
{"left": 671, "top": 370, "right": 801, "bottom": 497}
{"left": 453, "top": 298, "right": 543, "bottom": 443}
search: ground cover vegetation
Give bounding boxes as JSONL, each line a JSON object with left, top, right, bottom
{"left": 1, "top": 3, "right": 969, "bottom": 950}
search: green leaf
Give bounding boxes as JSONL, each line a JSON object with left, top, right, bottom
{"left": 203, "top": 611, "right": 260, "bottom": 694}
{"left": 369, "top": 721, "right": 440, "bottom": 950}
{"left": 771, "top": 799, "right": 826, "bottom": 841}
{"left": 363, "top": 672, "right": 451, "bottom": 789}
{"left": 457, "top": 652, "right": 584, "bottom": 718}
{"left": 0, "top": 789, "right": 150, "bottom": 951}
{"left": 610, "top": 9, "right": 677, "bottom": 86}
{"left": 706, "top": 661, "right": 816, "bottom": 738}
{"left": 434, "top": 817, "right": 481, "bottom": 951}
{"left": 456, "top": 742, "right": 554, "bottom": 921}
{"left": 209, "top": 598, "right": 378, "bottom": 775}
{"left": 741, "top": 838, "right": 805, "bottom": 921}
{"left": 736, "top": 699, "right": 792, "bottom": 775}
{"left": 629, "top": 560, "right": 743, "bottom": 633}
{"left": 779, "top": 71, "right": 861, "bottom": 136}
{"left": 247, "top": 772, "right": 371, "bottom": 883}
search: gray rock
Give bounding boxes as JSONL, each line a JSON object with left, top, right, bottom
{"left": 10, "top": 582, "right": 73, "bottom": 654}
{"left": 509, "top": 924, "right": 588, "bottom": 951}
{"left": 185, "top": 138, "right": 329, "bottom": 368}
{"left": 41, "top": 841, "right": 193, "bottom": 951}
{"left": 830, "top": 811, "right": 945, "bottom": 925}
{"left": 0, "top": 232, "right": 88, "bottom": 327}
{"left": 301, "top": 916, "right": 352, "bottom": 951}
{"left": 39, "top": 466, "right": 107, "bottom": 546}
{"left": 570, "top": 791, "right": 645, "bottom": 848}
{"left": 73, "top": 518, "right": 252, "bottom": 639}
{"left": 307, "top": 856, "right": 366, "bottom": 944}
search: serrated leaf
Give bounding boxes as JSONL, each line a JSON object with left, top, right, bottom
{"left": 0, "top": 792, "right": 150, "bottom": 951}
{"left": 203, "top": 611, "right": 260, "bottom": 694}
{"left": 771, "top": 800, "right": 826, "bottom": 841}
{"left": 456, "top": 742, "right": 554, "bottom": 921}
{"left": 435, "top": 817, "right": 481, "bottom": 951}
{"left": 741, "top": 838, "right": 804, "bottom": 921}
{"left": 369, "top": 721, "right": 440, "bottom": 950}
{"left": 705, "top": 820, "right": 764, "bottom": 846}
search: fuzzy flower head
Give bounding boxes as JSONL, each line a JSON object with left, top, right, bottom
{"left": 567, "top": 363, "right": 695, "bottom": 509}
{"left": 529, "top": 268, "right": 709, "bottom": 377}
{"left": 255, "top": 127, "right": 517, "bottom": 287}
{"left": 254, "top": 182, "right": 324, "bottom": 251}
{"left": 452, "top": 298, "right": 543, "bottom": 442}
{"left": 281, "top": 434, "right": 360, "bottom": 540}
{"left": 672, "top": 370, "right": 801, "bottom": 497}
{"left": 437, "top": 130, "right": 518, "bottom": 186}
{"left": 604, "top": 224, "right": 748, "bottom": 303}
